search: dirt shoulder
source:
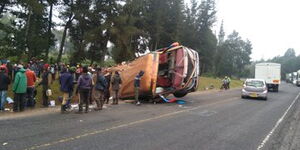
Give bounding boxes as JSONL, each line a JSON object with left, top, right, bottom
{"left": 0, "top": 88, "right": 241, "bottom": 120}
{"left": 265, "top": 93, "right": 300, "bottom": 150}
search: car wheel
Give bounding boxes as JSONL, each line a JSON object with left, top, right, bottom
{"left": 263, "top": 97, "right": 268, "bottom": 101}
{"left": 173, "top": 90, "right": 188, "bottom": 98}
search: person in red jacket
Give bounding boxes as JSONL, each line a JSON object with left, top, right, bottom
{"left": 25, "top": 66, "right": 37, "bottom": 108}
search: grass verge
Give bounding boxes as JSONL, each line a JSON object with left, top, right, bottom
{"left": 197, "top": 76, "right": 243, "bottom": 91}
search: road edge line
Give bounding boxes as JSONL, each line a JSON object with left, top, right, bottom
{"left": 257, "top": 92, "right": 300, "bottom": 150}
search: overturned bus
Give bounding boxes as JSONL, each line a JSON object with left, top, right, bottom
{"left": 110, "top": 45, "right": 200, "bottom": 100}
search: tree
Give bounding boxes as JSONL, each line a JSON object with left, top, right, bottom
{"left": 110, "top": 0, "right": 147, "bottom": 63}
{"left": 85, "top": 0, "right": 119, "bottom": 64}
{"left": 68, "top": 0, "right": 92, "bottom": 63}
{"left": 218, "top": 20, "right": 225, "bottom": 45}
{"left": 268, "top": 48, "right": 300, "bottom": 79}
{"left": 283, "top": 48, "right": 296, "bottom": 58}
{"left": 45, "top": 0, "right": 58, "bottom": 61}
{"left": 145, "top": 0, "right": 184, "bottom": 51}
{"left": 215, "top": 31, "right": 252, "bottom": 77}
{"left": 57, "top": 0, "right": 74, "bottom": 64}
{"left": 196, "top": 0, "right": 217, "bottom": 73}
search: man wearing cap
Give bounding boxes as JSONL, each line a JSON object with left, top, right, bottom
{"left": 13, "top": 65, "right": 27, "bottom": 112}
{"left": 0, "top": 66, "right": 10, "bottom": 111}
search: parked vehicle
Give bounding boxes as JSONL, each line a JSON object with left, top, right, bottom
{"left": 296, "top": 70, "right": 300, "bottom": 86}
{"left": 241, "top": 79, "right": 268, "bottom": 100}
{"left": 109, "top": 45, "right": 200, "bottom": 100}
{"left": 286, "top": 73, "right": 292, "bottom": 83}
{"left": 292, "top": 72, "right": 298, "bottom": 85}
{"left": 255, "top": 63, "right": 281, "bottom": 92}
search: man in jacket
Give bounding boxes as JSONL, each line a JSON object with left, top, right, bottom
{"left": 93, "top": 68, "right": 107, "bottom": 110}
{"left": 134, "top": 71, "right": 144, "bottom": 106}
{"left": 39, "top": 67, "right": 52, "bottom": 107}
{"left": 76, "top": 66, "right": 92, "bottom": 113}
{"left": 104, "top": 71, "right": 111, "bottom": 104}
{"left": 0, "top": 66, "right": 10, "bottom": 111}
{"left": 25, "top": 66, "right": 37, "bottom": 108}
{"left": 13, "top": 65, "right": 27, "bottom": 112}
{"left": 59, "top": 68, "right": 74, "bottom": 113}
{"left": 111, "top": 71, "right": 122, "bottom": 105}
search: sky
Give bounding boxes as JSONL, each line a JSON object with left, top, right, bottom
{"left": 52, "top": 0, "right": 300, "bottom": 61}
{"left": 214, "top": 0, "right": 300, "bottom": 60}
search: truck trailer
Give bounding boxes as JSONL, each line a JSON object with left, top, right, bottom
{"left": 255, "top": 63, "right": 281, "bottom": 92}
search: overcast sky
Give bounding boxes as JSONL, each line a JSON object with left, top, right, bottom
{"left": 53, "top": 0, "right": 300, "bottom": 60}
{"left": 214, "top": 0, "right": 300, "bottom": 60}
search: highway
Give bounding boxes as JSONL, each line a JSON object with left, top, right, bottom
{"left": 0, "top": 83, "right": 299, "bottom": 150}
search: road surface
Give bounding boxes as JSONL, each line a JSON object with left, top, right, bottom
{"left": 0, "top": 83, "right": 299, "bottom": 150}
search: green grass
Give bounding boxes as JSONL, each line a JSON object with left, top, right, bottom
{"left": 197, "top": 77, "right": 243, "bottom": 91}
{"left": 7, "top": 78, "right": 64, "bottom": 107}
{"left": 5, "top": 75, "right": 242, "bottom": 107}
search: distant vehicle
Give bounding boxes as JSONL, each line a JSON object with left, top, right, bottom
{"left": 109, "top": 45, "right": 200, "bottom": 100}
{"left": 292, "top": 72, "right": 298, "bottom": 85}
{"left": 285, "top": 73, "right": 292, "bottom": 83}
{"left": 296, "top": 71, "right": 300, "bottom": 86}
{"left": 255, "top": 63, "right": 281, "bottom": 92}
{"left": 241, "top": 79, "right": 268, "bottom": 100}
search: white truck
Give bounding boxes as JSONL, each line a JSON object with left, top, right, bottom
{"left": 295, "top": 71, "right": 300, "bottom": 86}
{"left": 255, "top": 63, "right": 281, "bottom": 92}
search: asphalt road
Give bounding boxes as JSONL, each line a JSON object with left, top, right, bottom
{"left": 0, "top": 83, "right": 299, "bottom": 150}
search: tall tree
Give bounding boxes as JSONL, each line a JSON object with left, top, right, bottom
{"left": 85, "top": 0, "right": 119, "bottom": 64}
{"left": 196, "top": 0, "right": 217, "bottom": 73}
{"left": 218, "top": 20, "right": 225, "bottom": 45}
{"left": 216, "top": 31, "right": 252, "bottom": 77}
{"left": 45, "top": 0, "right": 58, "bottom": 61}
{"left": 68, "top": 0, "right": 92, "bottom": 63}
{"left": 145, "top": 0, "right": 184, "bottom": 51}
{"left": 110, "top": 0, "right": 147, "bottom": 63}
{"left": 57, "top": 0, "right": 74, "bottom": 64}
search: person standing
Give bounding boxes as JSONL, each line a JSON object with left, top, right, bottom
{"left": 13, "top": 65, "right": 27, "bottom": 112}
{"left": 134, "top": 71, "right": 144, "bottom": 106}
{"left": 104, "top": 71, "right": 111, "bottom": 104}
{"left": 0, "top": 67, "right": 10, "bottom": 111}
{"left": 6, "top": 60, "right": 13, "bottom": 80}
{"left": 59, "top": 68, "right": 74, "bottom": 113}
{"left": 88, "top": 67, "right": 95, "bottom": 104}
{"left": 39, "top": 67, "right": 52, "bottom": 107}
{"left": 75, "top": 65, "right": 82, "bottom": 81}
{"left": 111, "top": 71, "right": 122, "bottom": 105}
{"left": 93, "top": 68, "right": 107, "bottom": 110}
{"left": 25, "top": 66, "right": 37, "bottom": 108}
{"left": 76, "top": 66, "right": 92, "bottom": 113}
{"left": 50, "top": 64, "right": 56, "bottom": 83}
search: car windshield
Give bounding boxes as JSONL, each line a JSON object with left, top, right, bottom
{"left": 246, "top": 80, "right": 264, "bottom": 88}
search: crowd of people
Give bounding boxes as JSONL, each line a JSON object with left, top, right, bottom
{"left": 0, "top": 59, "right": 129, "bottom": 114}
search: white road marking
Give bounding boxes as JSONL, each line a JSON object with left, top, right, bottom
{"left": 24, "top": 97, "right": 239, "bottom": 150}
{"left": 257, "top": 92, "right": 300, "bottom": 150}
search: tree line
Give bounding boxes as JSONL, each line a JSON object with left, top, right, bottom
{"left": 268, "top": 49, "right": 300, "bottom": 79}
{"left": 0, "top": 0, "right": 252, "bottom": 77}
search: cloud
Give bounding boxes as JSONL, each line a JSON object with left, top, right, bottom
{"left": 215, "top": 0, "right": 300, "bottom": 60}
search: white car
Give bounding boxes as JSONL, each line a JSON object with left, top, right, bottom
{"left": 241, "top": 79, "right": 268, "bottom": 100}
